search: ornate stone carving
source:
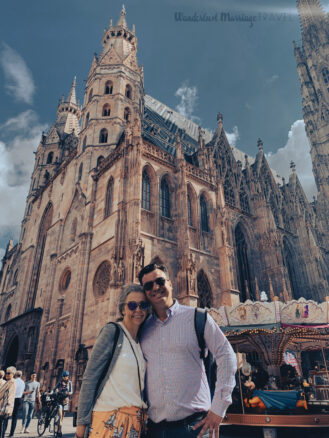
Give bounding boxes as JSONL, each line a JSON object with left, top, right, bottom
{"left": 93, "top": 261, "right": 111, "bottom": 296}
{"left": 134, "top": 239, "right": 145, "bottom": 279}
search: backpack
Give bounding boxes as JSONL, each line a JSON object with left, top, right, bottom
{"left": 194, "top": 308, "right": 217, "bottom": 399}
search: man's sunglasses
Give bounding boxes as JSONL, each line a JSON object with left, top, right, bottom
{"left": 143, "top": 277, "right": 166, "bottom": 291}
{"left": 125, "top": 301, "right": 150, "bottom": 311}
{"left": 5, "top": 372, "right": 12, "bottom": 375}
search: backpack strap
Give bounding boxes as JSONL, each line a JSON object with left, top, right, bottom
{"left": 94, "top": 322, "right": 120, "bottom": 400}
{"left": 194, "top": 308, "right": 207, "bottom": 360}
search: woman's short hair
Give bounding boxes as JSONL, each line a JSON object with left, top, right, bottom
{"left": 6, "top": 366, "right": 16, "bottom": 375}
{"left": 118, "top": 283, "right": 144, "bottom": 317}
{"left": 0, "top": 370, "right": 4, "bottom": 378}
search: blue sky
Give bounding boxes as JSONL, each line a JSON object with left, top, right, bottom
{"left": 0, "top": 0, "right": 328, "bottom": 258}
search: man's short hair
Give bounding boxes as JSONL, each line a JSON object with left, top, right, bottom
{"left": 6, "top": 366, "right": 16, "bottom": 375}
{"left": 15, "top": 370, "right": 22, "bottom": 378}
{"left": 138, "top": 263, "right": 169, "bottom": 285}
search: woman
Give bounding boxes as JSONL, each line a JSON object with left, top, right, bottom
{"left": 76, "top": 284, "right": 149, "bottom": 438}
{"left": 0, "top": 366, "right": 16, "bottom": 438}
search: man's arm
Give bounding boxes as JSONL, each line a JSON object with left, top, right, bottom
{"left": 194, "top": 313, "right": 237, "bottom": 438}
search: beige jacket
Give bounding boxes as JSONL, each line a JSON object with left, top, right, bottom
{"left": 0, "top": 379, "right": 16, "bottom": 416}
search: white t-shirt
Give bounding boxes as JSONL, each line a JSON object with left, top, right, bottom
{"left": 94, "top": 323, "right": 147, "bottom": 411}
{"left": 15, "top": 378, "right": 25, "bottom": 398}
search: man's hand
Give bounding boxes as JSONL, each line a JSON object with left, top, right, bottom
{"left": 193, "top": 410, "right": 222, "bottom": 438}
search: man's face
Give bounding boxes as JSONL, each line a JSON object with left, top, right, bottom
{"left": 141, "top": 269, "right": 173, "bottom": 309}
{"left": 62, "top": 376, "right": 69, "bottom": 381}
{"left": 31, "top": 373, "right": 37, "bottom": 381}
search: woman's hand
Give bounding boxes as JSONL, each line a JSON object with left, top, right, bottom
{"left": 75, "top": 424, "right": 86, "bottom": 438}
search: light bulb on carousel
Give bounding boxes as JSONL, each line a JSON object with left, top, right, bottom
{"left": 260, "top": 291, "right": 268, "bottom": 302}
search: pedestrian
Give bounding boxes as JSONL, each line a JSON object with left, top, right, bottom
{"left": 76, "top": 284, "right": 149, "bottom": 438}
{"left": 0, "top": 366, "right": 16, "bottom": 438}
{"left": 21, "top": 371, "right": 40, "bottom": 433}
{"left": 0, "top": 372, "right": 5, "bottom": 389}
{"left": 8, "top": 371, "right": 25, "bottom": 436}
{"left": 138, "top": 263, "right": 237, "bottom": 438}
{"left": 51, "top": 370, "right": 73, "bottom": 437}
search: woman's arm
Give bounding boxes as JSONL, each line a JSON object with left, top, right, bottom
{"left": 77, "top": 323, "right": 119, "bottom": 426}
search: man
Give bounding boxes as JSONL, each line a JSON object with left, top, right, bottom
{"left": 0, "top": 367, "right": 16, "bottom": 438}
{"left": 52, "top": 370, "right": 73, "bottom": 437}
{"left": 21, "top": 372, "right": 40, "bottom": 433}
{"left": 8, "top": 371, "right": 25, "bottom": 436}
{"left": 138, "top": 263, "right": 237, "bottom": 438}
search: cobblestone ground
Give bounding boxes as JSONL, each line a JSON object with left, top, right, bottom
{"left": 4, "top": 416, "right": 76, "bottom": 438}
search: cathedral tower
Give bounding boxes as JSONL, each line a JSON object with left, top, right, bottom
{"left": 80, "top": 6, "right": 144, "bottom": 156}
{"left": 295, "top": 0, "right": 329, "bottom": 245}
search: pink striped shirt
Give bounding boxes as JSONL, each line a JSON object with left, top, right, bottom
{"left": 140, "top": 300, "right": 237, "bottom": 422}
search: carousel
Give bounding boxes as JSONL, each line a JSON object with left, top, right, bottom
{"left": 208, "top": 296, "right": 329, "bottom": 437}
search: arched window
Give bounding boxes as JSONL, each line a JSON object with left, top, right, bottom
{"left": 13, "top": 269, "right": 18, "bottom": 285}
{"left": 71, "top": 218, "right": 77, "bottom": 242}
{"left": 200, "top": 194, "right": 209, "bottom": 232}
{"left": 88, "top": 89, "right": 93, "bottom": 103}
{"left": 104, "top": 81, "right": 113, "bottom": 95}
{"left": 102, "top": 104, "right": 111, "bottom": 117}
{"left": 78, "top": 163, "right": 83, "bottom": 182}
{"left": 124, "top": 107, "right": 130, "bottom": 122}
{"left": 187, "top": 195, "right": 193, "bottom": 226}
{"left": 85, "top": 113, "right": 90, "bottom": 128}
{"left": 104, "top": 178, "right": 114, "bottom": 218}
{"left": 224, "top": 178, "right": 236, "bottom": 207}
{"left": 322, "top": 68, "right": 329, "bottom": 92}
{"left": 5, "top": 304, "right": 12, "bottom": 322}
{"left": 283, "top": 238, "right": 299, "bottom": 299}
{"left": 125, "top": 84, "right": 132, "bottom": 99}
{"left": 141, "top": 170, "right": 151, "bottom": 211}
{"left": 82, "top": 136, "right": 87, "bottom": 150}
{"left": 97, "top": 155, "right": 104, "bottom": 167}
{"left": 239, "top": 188, "right": 250, "bottom": 213}
{"left": 47, "top": 152, "right": 54, "bottom": 164}
{"left": 99, "top": 129, "right": 108, "bottom": 143}
{"left": 160, "top": 178, "right": 171, "bottom": 218}
{"left": 197, "top": 270, "right": 213, "bottom": 308}
{"left": 235, "top": 224, "right": 253, "bottom": 301}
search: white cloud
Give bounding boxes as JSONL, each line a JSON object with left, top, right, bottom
{"left": 0, "top": 110, "right": 47, "bottom": 254}
{"left": 266, "top": 119, "right": 317, "bottom": 200}
{"left": 0, "top": 247, "right": 5, "bottom": 261}
{"left": 0, "top": 43, "right": 35, "bottom": 104}
{"left": 265, "top": 74, "right": 279, "bottom": 86}
{"left": 175, "top": 81, "right": 200, "bottom": 123}
{"left": 225, "top": 126, "right": 240, "bottom": 146}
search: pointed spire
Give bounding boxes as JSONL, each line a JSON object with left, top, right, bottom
{"left": 290, "top": 160, "right": 296, "bottom": 173}
{"left": 67, "top": 76, "right": 77, "bottom": 105}
{"left": 268, "top": 276, "right": 275, "bottom": 301}
{"left": 117, "top": 4, "right": 127, "bottom": 27}
{"left": 297, "top": 0, "right": 325, "bottom": 30}
{"left": 254, "top": 277, "right": 260, "bottom": 301}
{"left": 257, "top": 138, "right": 263, "bottom": 152}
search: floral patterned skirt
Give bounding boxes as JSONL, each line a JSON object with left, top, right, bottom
{"left": 89, "top": 407, "right": 147, "bottom": 438}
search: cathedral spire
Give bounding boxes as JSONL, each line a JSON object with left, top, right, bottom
{"left": 67, "top": 76, "right": 77, "bottom": 105}
{"left": 297, "top": 0, "right": 325, "bottom": 30}
{"left": 117, "top": 4, "right": 127, "bottom": 28}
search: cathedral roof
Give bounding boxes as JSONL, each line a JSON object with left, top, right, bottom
{"left": 143, "top": 94, "right": 283, "bottom": 185}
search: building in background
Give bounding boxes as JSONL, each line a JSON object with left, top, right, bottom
{"left": 0, "top": 1, "right": 328, "bottom": 407}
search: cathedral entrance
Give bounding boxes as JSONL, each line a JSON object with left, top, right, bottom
{"left": 3, "top": 335, "right": 19, "bottom": 368}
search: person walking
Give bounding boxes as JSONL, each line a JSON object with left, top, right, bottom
{"left": 0, "top": 372, "right": 5, "bottom": 389}
{"left": 138, "top": 263, "right": 237, "bottom": 438}
{"left": 8, "top": 371, "right": 25, "bottom": 436}
{"left": 76, "top": 284, "right": 149, "bottom": 438}
{"left": 51, "top": 371, "right": 73, "bottom": 437}
{"left": 21, "top": 372, "right": 40, "bottom": 433}
{"left": 0, "top": 367, "right": 16, "bottom": 438}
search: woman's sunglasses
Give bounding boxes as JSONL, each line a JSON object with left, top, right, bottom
{"left": 143, "top": 277, "right": 166, "bottom": 291}
{"left": 125, "top": 301, "right": 150, "bottom": 311}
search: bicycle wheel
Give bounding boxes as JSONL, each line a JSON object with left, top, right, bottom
{"left": 37, "top": 412, "right": 47, "bottom": 436}
{"left": 52, "top": 409, "right": 60, "bottom": 438}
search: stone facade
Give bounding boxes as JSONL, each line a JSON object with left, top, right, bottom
{"left": 0, "top": 4, "right": 328, "bottom": 408}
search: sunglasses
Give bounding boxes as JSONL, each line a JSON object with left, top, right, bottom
{"left": 125, "top": 301, "right": 150, "bottom": 311}
{"left": 5, "top": 372, "right": 12, "bottom": 375}
{"left": 143, "top": 277, "right": 166, "bottom": 291}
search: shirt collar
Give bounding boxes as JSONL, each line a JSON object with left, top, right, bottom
{"left": 151, "top": 299, "right": 180, "bottom": 321}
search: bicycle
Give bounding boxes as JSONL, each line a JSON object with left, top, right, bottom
{"left": 37, "top": 393, "right": 61, "bottom": 437}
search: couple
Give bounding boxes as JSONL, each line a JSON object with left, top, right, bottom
{"left": 77, "top": 263, "right": 237, "bottom": 438}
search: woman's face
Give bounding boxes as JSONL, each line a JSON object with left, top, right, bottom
{"left": 122, "top": 291, "right": 149, "bottom": 328}
{"left": 6, "top": 370, "right": 14, "bottom": 380}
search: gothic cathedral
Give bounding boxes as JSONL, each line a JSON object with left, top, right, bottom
{"left": 0, "top": 2, "right": 328, "bottom": 404}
